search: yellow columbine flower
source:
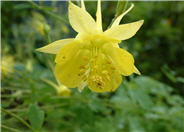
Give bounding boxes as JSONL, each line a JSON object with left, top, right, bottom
{"left": 37, "top": 0, "right": 143, "bottom": 93}
{"left": 1, "top": 55, "right": 15, "bottom": 77}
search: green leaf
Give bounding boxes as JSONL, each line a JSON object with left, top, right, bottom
{"left": 127, "top": 82, "right": 153, "bottom": 110}
{"left": 128, "top": 117, "right": 145, "bottom": 132}
{"left": 176, "top": 77, "right": 184, "bottom": 83}
{"left": 27, "top": 104, "right": 45, "bottom": 130}
{"left": 134, "top": 76, "right": 173, "bottom": 97}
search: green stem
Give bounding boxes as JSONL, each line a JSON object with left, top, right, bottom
{"left": 1, "top": 108, "right": 36, "bottom": 132}
{"left": 115, "top": 0, "right": 128, "bottom": 18}
{"left": 46, "top": 33, "right": 51, "bottom": 43}
{"left": 45, "top": 33, "right": 55, "bottom": 72}
{"left": 28, "top": 1, "right": 68, "bottom": 24}
{"left": 6, "top": 103, "right": 68, "bottom": 113}
{"left": 1, "top": 124, "right": 24, "bottom": 132}
{"left": 109, "top": 0, "right": 128, "bottom": 28}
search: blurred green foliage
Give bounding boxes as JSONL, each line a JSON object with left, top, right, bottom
{"left": 1, "top": 1, "right": 184, "bottom": 132}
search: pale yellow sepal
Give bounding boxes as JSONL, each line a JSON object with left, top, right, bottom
{"left": 104, "top": 20, "right": 144, "bottom": 41}
{"left": 68, "top": 2, "right": 97, "bottom": 34}
{"left": 111, "top": 3, "right": 134, "bottom": 28}
{"left": 134, "top": 66, "right": 141, "bottom": 75}
{"left": 96, "top": 0, "right": 102, "bottom": 31}
{"left": 36, "top": 38, "right": 74, "bottom": 54}
{"left": 81, "top": 0, "right": 86, "bottom": 10}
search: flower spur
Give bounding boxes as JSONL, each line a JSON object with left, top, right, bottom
{"left": 37, "top": 0, "right": 144, "bottom": 93}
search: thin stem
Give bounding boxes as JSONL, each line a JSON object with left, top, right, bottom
{"left": 115, "top": 0, "right": 128, "bottom": 18}
{"left": 109, "top": 0, "right": 128, "bottom": 28}
{"left": 6, "top": 103, "right": 68, "bottom": 112}
{"left": 46, "top": 33, "right": 51, "bottom": 43}
{"left": 1, "top": 108, "right": 36, "bottom": 132}
{"left": 28, "top": 1, "right": 68, "bottom": 24}
{"left": 1, "top": 124, "right": 24, "bottom": 132}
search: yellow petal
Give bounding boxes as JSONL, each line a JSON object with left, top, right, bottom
{"left": 115, "top": 48, "right": 135, "bottom": 76}
{"left": 36, "top": 39, "right": 74, "bottom": 54}
{"left": 96, "top": 0, "right": 102, "bottom": 31}
{"left": 88, "top": 53, "right": 122, "bottom": 93}
{"left": 55, "top": 46, "right": 90, "bottom": 88}
{"left": 68, "top": 2, "right": 96, "bottom": 34}
{"left": 103, "top": 44, "right": 135, "bottom": 76}
{"left": 134, "top": 66, "right": 141, "bottom": 75}
{"left": 104, "top": 20, "right": 144, "bottom": 41}
{"left": 55, "top": 40, "right": 82, "bottom": 64}
{"left": 111, "top": 3, "right": 134, "bottom": 28}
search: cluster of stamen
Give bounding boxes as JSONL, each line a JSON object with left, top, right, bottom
{"left": 90, "top": 75, "right": 104, "bottom": 88}
{"left": 102, "top": 70, "right": 111, "bottom": 81}
{"left": 78, "top": 35, "right": 118, "bottom": 90}
{"left": 78, "top": 65, "right": 88, "bottom": 82}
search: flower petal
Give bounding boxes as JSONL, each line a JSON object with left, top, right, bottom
{"left": 88, "top": 53, "right": 122, "bottom": 93}
{"left": 111, "top": 3, "right": 134, "bottom": 28}
{"left": 55, "top": 40, "right": 82, "bottom": 64}
{"left": 68, "top": 2, "right": 97, "bottom": 34}
{"left": 103, "top": 44, "right": 135, "bottom": 76}
{"left": 55, "top": 48, "right": 90, "bottom": 88}
{"left": 104, "top": 20, "right": 144, "bottom": 41}
{"left": 96, "top": 0, "right": 102, "bottom": 31}
{"left": 36, "top": 39, "right": 74, "bottom": 54}
{"left": 134, "top": 66, "right": 141, "bottom": 75}
{"left": 114, "top": 48, "right": 135, "bottom": 76}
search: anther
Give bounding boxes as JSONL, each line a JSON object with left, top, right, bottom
{"left": 106, "top": 75, "right": 111, "bottom": 81}
{"left": 79, "top": 65, "right": 86, "bottom": 69}
{"left": 94, "top": 65, "right": 98, "bottom": 70}
{"left": 102, "top": 70, "right": 108, "bottom": 75}
{"left": 79, "top": 69, "right": 85, "bottom": 75}
{"left": 83, "top": 56, "right": 88, "bottom": 61}
{"left": 106, "top": 60, "right": 111, "bottom": 64}
{"left": 111, "top": 67, "right": 116, "bottom": 70}
{"left": 90, "top": 59, "right": 94, "bottom": 63}
{"left": 81, "top": 75, "right": 87, "bottom": 81}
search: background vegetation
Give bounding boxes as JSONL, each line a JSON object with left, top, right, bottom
{"left": 1, "top": 1, "right": 184, "bottom": 132}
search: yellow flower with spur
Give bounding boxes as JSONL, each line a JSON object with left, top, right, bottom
{"left": 37, "top": 0, "right": 143, "bottom": 93}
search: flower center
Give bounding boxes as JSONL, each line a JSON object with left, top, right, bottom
{"left": 77, "top": 34, "right": 120, "bottom": 90}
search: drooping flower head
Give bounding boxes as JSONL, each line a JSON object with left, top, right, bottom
{"left": 37, "top": 0, "right": 143, "bottom": 93}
